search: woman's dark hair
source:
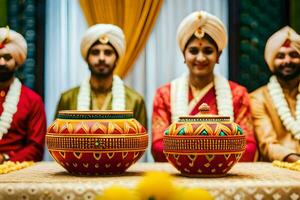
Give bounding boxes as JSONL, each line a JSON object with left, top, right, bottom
{"left": 184, "top": 33, "right": 219, "bottom": 52}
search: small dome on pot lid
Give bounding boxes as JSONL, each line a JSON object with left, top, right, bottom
{"left": 178, "top": 103, "right": 231, "bottom": 122}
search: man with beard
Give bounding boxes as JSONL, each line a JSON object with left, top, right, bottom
{"left": 0, "top": 27, "right": 46, "bottom": 164}
{"left": 251, "top": 26, "right": 300, "bottom": 162}
{"left": 56, "top": 24, "right": 147, "bottom": 127}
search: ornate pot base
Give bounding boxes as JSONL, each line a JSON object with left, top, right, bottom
{"left": 49, "top": 150, "right": 145, "bottom": 175}
{"left": 164, "top": 135, "right": 245, "bottom": 177}
{"left": 165, "top": 152, "right": 242, "bottom": 177}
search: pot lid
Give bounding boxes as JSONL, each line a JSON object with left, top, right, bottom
{"left": 57, "top": 110, "right": 133, "bottom": 119}
{"left": 178, "top": 103, "right": 231, "bottom": 122}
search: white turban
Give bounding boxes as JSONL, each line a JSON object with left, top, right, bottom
{"left": 264, "top": 26, "right": 300, "bottom": 71}
{"left": 80, "top": 24, "right": 126, "bottom": 60}
{"left": 176, "top": 11, "right": 227, "bottom": 52}
{"left": 0, "top": 27, "right": 27, "bottom": 66}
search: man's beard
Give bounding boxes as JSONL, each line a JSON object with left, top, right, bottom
{"left": 88, "top": 61, "right": 115, "bottom": 79}
{"left": 0, "top": 66, "right": 15, "bottom": 82}
{"left": 273, "top": 62, "right": 300, "bottom": 81}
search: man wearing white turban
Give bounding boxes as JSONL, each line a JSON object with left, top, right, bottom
{"left": 56, "top": 24, "right": 147, "bottom": 128}
{"left": 151, "top": 11, "right": 257, "bottom": 162}
{"left": 0, "top": 27, "right": 46, "bottom": 164}
{"left": 251, "top": 26, "right": 300, "bottom": 162}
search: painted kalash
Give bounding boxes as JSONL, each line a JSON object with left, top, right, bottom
{"left": 46, "top": 110, "right": 148, "bottom": 175}
{"left": 163, "top": 103, "right": 246, "bottom": 177}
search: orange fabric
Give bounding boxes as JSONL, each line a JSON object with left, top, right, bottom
{"left": 152, "top": 82, "right": 257, "bottom": 162}
{"left": 79, "top": 0, "right": 163, "bottom": 78}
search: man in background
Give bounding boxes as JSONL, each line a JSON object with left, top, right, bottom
{"left": 251, "top": 26, "right": 300, "bottom": 162}
{"left": 56, "top": 24, "right": 147, "bottom": 128}
{"left": 0, "top": 27, "right": 46, "bottom": 164}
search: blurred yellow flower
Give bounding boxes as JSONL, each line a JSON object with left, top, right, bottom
{"left": 173, "top": 188, "right": 214, "bottom": 200}
{"left": 136, "top": 171, "right": 177, "bottom": 200}
{"left": 95, "top": 172, "right": 213, "bottom": 200}
{"left": 95, "top": 185, "right": 140, "bottom": 200}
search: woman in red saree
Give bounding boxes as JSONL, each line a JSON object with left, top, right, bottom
{"left": 151, "top": 11, "right": 257, "bottom": 162}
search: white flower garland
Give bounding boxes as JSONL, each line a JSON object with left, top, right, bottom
{"left": 267, "top": 75, "right": 300, "bottom": 139}
{"left": 0, "top": 78, "right": 22, "bottom": 139}
{"left": 171, "top": 74, "right": 234, "bottom": 122}
{"left": 77, "top": 75, "right": 125, "bottom": 110}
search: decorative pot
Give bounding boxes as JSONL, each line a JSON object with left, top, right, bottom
{"left": 163, "top": 104, "right": 246, "bottom": 177}
{"left": 46, "top": 110, "right": 148, "bottom": 175}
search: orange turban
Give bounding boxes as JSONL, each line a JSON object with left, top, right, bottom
{"left": 264, "top": 26, "right": 300, "bottom": 71}
{"left": 80, "top": 24, "right": 126, "bottom": 61}
{"left": 176, "top": 11, "right": 227, "bottom": 52}
{"left": 0, "top": 27, "right": 27, "bottom": 66}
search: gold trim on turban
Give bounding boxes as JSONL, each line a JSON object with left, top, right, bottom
{"left": 0, "top": 27, "right": 27, "bottom": 66}
{"left": 264, "top": 26, "right": 300, "bottom": 72}
{"left": 176, "top": 11, "right": 227, "bottom": 52}
{"left": 80, "top": 24, "right": 126, "bottom": 61}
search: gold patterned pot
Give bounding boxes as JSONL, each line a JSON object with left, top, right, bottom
{"left": 163, "top": 104, "right": 246, "bottom": 177}
{"left": 46, "top": 110, "right": 148, "bottom": 175}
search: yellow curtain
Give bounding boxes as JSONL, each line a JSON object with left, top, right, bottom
{"left": 79, "top": 0, "right": 163, "bottom": 78}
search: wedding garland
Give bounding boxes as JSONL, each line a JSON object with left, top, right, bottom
{"left": 77, "top": 75, "right": 125, "bottom": 110}
{"left": 267, "top": 75, "right": 300, "bottom": 139}
{"left": 171, "top": 74, "right": 233, "bottom": 122}
{"left": 0, "top": 161, "right": 34, "bottom": 174}
{"left": 0, "top": 78, "right": 22, "bottom": 139}
{"left": 273, "top": 160, "right": 300, "bottom": 172}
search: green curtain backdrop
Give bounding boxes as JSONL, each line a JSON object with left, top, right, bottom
{"left": 0, "top": 0, "right": 7, "bottom": 27}
{"left": 229, "top": 0, "right": 288, "bottom": 92}
{"left": 6, "top": 0, "right": 45, "bottom": 97}
{"left": 290, "top": 0, "right": 300, "bottom": 33}
{"left": 8, "top": 0, "right": 36, "bottom": 88}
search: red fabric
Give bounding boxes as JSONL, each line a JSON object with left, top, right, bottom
{"left": 282, "top": 39, "right": 291, "bottom": 47}
{"left": 0, "top": 85, "right": 46, "bottom": 162}
{"left": 151, "top": 81, "right": 257, "bottom": 162}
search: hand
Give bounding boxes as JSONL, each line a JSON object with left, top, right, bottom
{"left": 284, "top": 154, "right": 300, "bottom": 163}
{"left": 0, "top": 154, "right": 4, "bottom": 164}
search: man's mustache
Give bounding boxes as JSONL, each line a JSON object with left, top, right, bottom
{"left": 279, "top": 62, "right": 299, "bottom": 69}
{"left": 0, "top": 66, "right": 11, "bottom": 72}
{"left": 95, "top": 60, "right": 108, "bottom": 67}
{"left": 274, "top": 62, "right": 300, "bottom": 81}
